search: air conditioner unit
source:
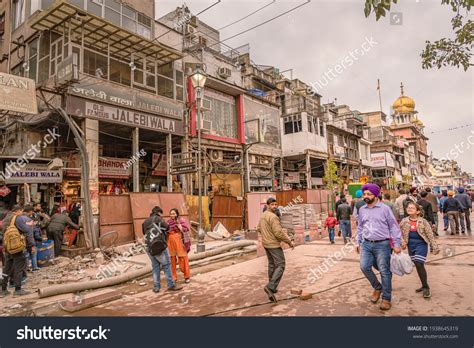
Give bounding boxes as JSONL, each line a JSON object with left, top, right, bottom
{"left": 209, "top": 150, "right": 223, "bottom": 162}
{"left": 201, "top": 119, "right": 212, "bottom": 132}
{"left": 185, "top": 24, "right": 196, "bottom": 38}
{"left": 201, "top": 98, "right": 211, "bottom": 111}
{"left": 260, "top": 157, "right": 270, "bottom": 165}
{"left": 218, "top": 67, "right": 231, "bottom": 79}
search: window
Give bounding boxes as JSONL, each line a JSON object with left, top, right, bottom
{"left": 203, "top": 88, "right": 238, "bottom": 139}
{"left": 319, "top": 121, "right": 325, "bottom": 137}
{"left": 284, "top": 115, "right": 302, "bottom": 134}
{"left": 50, "top": 37, "right": 64, "bottom": 76}
{"left": 110, "top": 58, "right": 131, "bottom": 86}
{"left": 27, "top": 38, "right": 38, "bottom": 80}
{"left": 12, "top": 0, "right": 25, "bottom": 30}
{"left": 0, "top": 13, "right": 5, "bottom": 39}
{"left": 10, "top": 63, "right": 25, "bottom": 77}
{"left": 83, "top": 49, "right": 108, "bottom": 78}
{"left": 198, "top": 36, "right": 207, "bottom": 46}
{"left": 157, "top": 62, "right": 174, "bottom": 98}
{"left": 307, "top": 115, "right": 313, "bottom": 133}
{"left": 175, "top": 70, "right": 184, "bottom": 101}
{"left": 87, "top": 0, "right": 103, "bottom": 16}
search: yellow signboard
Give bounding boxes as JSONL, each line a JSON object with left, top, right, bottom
{"left": 359, "top": 175, "right": 369, "bottom": 184}
{"left": 0, "top": 73, "right": 38, "bottom": 114}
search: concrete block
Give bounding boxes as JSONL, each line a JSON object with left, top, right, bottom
{"left": 291, "top": 289, "right": 303, "bottom": 295}
{"left": 299, "top": 292, "right": 313, "bottom": 300}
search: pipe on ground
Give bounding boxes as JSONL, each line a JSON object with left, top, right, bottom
{"left": 38, "top": 240, "right": 257, "bottom": 298}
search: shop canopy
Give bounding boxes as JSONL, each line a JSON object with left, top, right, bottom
{"left": 29, "top": 0, "right": 183, "bottom": 65}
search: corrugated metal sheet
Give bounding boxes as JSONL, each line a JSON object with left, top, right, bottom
{"left": 99, "top": 195, "right": 134, "bottom": 245}
{"left": 212, "top": 195, "right": 245, "bottom": 233}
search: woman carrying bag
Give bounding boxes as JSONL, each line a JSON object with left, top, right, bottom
{"left": 400, "top": 201, "right": 440, "bottom": 298}
{"left": 167, "top": 208, "right": 191, "bottom": 283}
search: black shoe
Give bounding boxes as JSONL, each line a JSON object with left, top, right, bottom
{"left": 264, "top": 286, "right": 278, "bottom": 303}
{"left": 13, "top": 289, "right": 30, "bottom": 297}
{"left": 0, "top": 289, "right": 10, "bottom": 298}
{"left": 166, "top": 285, "right": 183, "bottom": 292}
{"left": 152, "top": 288, "right": 160, "bottom": 293}
{"left": 461, "top": 230, "right": 465, "bottom": 234}
{"left": 443, "top": 228, "right": 448, "bottom": 231}
{"left": 415, "top": 287, "right": 424, "bottom": 293}
{"left": 423, "top": 288, "right": 431, "bottom": 298}
{"left": 434, "top": 232, "right": 439, "bottom": 237}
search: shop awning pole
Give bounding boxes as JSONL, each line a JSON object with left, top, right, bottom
{"left": 57, "top": 107, "right": 95, "bottom": 249}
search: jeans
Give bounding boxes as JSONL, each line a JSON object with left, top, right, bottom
{"left": 328, "top": 227, "right": 335, "bottom": 242}
{"left": 433, "top": 212, "right": 439, "bottom": 232}
{"left": 1, "top": 252, "right": 26, "bottom": 291}
{"left": 339, "top": 220, "right": 352, "bottom": 241}
{"left": 27, "top": 247, "right": 38, "bottom": 270}
{"left": 265, "top": 247, "right": 286, "bottom": 293}
{"left": 459, "top": 209, "right": 471, "bottom": 231}
{"left": 443, "top": 214, "right": 449, "bottom": 230}
{"left": 146, "top": 248, "right": 175, "bottom": 291}
{"left": 360, "top": 239, "right": 392, "bottom": 301}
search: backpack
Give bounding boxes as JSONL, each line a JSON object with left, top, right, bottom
{"left": 3, "top": 216, "right": 26, "bottom": 255}
{"left": 145, "top": 216, "right": 168, "bottom": 256}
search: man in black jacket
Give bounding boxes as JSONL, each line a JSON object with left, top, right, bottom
{"left": 417, "top": 191, "right": 437, "bottom": 236}
{"left": 443, "top": 191, "right": 462, "bottom": 235}
{"left": 143, "top": 206, "right": 182, "bottom": 293}
{"left": 337, "top": 197, "right": 352, "bottom": 243}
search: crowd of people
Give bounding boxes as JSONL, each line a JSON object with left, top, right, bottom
{"left": 257, "top": 183, "right": 472, "bottom": 310}
{"left": 0, "top": 201, "right": 81, "bottom": 297}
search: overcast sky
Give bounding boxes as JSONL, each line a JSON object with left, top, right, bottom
{"left": 156, "top": 0, "right": 473, "bottom": 174}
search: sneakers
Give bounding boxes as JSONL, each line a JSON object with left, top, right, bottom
{"left": 184, "top": 279, "right": 191, "bottom": 284}
{"left": 166, "top": 285, "right": 183, "bottom": 292}
{"left": 0, "top": 289, "right": 10, "bottom": 298}
{"left": 264, "top": 286, "right": 278, "bottom": 303}
{"left": 13, "top": 289, "right": 30, "bottom": 297}
{"left": 423, "top": 288, "right": 431, "bottom": 298}
{"left": 415, "top": 287, "right": 424, "bottom": 293}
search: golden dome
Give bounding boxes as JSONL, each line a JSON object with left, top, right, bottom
{"left": 392, "top": 82, "right": 415, "bottom": 113}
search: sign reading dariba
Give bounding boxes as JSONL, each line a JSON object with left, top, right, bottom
{"left": 0, "top": 73, "right": 38, "bottom": 114}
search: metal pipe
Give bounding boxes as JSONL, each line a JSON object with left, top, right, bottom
{"left": 196, "top": 86, "right": 205, "bottom": 253}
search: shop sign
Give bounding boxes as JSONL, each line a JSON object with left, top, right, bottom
{"left": 152, "top": 153, "right": 168, "bottom": 176}
{"left": 385, "top": 153, "right": 395, "bottom": 168}
{"left": 0, "top": 72, "right": 38, "bottom": 114}
{"left": 66, "top": 97, "right": 183, "bottom": 135}
{"left": 5, "top": 164, "right": 62, "bottom": 184}
{"left": 371, "top": 152, "right": 394, "bottom": 168}
{"left": 284, "top": 172, "right": 300, "bottom": 184}
{"left": 66, "top": 154, "right": 131, "bottom": 179}
{"left": 68, "top": 78, "right": 183, "bottom": 120}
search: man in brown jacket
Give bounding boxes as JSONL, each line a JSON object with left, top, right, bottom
{"left": 425, "top": 187, "right": 439, "bottom": 235}
{"left": 257, "top": 197, "right": 294, "bottom": 303}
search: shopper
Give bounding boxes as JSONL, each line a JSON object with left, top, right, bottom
{"left": 402, "top": 187, "right": 418, "bottom": 216}
{"left": 352, "top": 190, "right": 366, "bottom": 219}
{"left": 167, "top": 208, "right": 191, "bottom": 283}
{"left": 143, "top": 206, "right": 182, "bottom": 293}
{"left": 438, "top": 190, "right": 449, "bottom": 232}
{"left": 454, "top": 187, "right": 471, "bottom": 233}
{"left": 47, "top": 210, "right": 80, "bottom": 256}
{"left": 336, "top": 197, "right": 352, "bottom": 243}
{"left": 356, "top": 183, "right": 402, "bottom": 311}
{"left": 400, "top": 202, "right": 439, "bottom": 298}
{"left": 395, "top": 189, "right": 408, "bottom": 220}
{"left": 323, "top": 211, "right": 338, "bottom": 244}
{"left": 425, "top": 187, "right": 439, "bottom": 232}
{"left": 257, "top": 197, "right": 294, "bottom": 303}
{"left": 443, "top": 191, "right": 462, "bottom": 235}
{"left": 417, "top": 191, "right": 437, "bottom": 236}
{"left": 382, "top": 193, "right": 399, "bottom": 221}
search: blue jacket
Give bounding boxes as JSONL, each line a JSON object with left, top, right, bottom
{"left": 15, "top": 214, "right": 35, "bottom": 249}
{"left": 454, "top": 193, "right": 471, "bottom": 210}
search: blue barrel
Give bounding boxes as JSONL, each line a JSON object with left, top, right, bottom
{"left": 37, "top": 240, "right": 55, "bottom": 267}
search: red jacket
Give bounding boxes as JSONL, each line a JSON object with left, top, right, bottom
{"left": 324, "top": 216, "right": 339, "bottom": 228}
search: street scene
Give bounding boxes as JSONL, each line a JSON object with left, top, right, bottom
{"left": 0, "top": 0, "right": 473, "bottom": 320}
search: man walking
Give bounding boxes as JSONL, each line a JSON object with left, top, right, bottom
{"left": 443, "top": 191, "right": 462, "bottom": 235}
{"left": 0, "top": 205, "right": 35, "bottom": 297}
{"left": 454, "top": 187, "right": 471, "bottom": 233}
{"left": 142, "top": 206, "right": 182, "bottom": 293}
{"left": 47, "top": 210, "right": 80, "bottom": 257}
{"left": 356, "top": 183, "right": 402, "bottom": 311}
{"left": 417, "top": 191, "right": 437, "bottom": 236}
{"left": 395, "top": 189, "right": 407, "bottom": 220}
{"left": 438, "top": 190, "right": 449, "bottom": 232}
{"left": 257, "top": 197, "right": 294, "bottom": 303}
{"left": 336, "top": 197, "right": 352, "bottom": 243}
{"left": 382, "top": 193, "right": 399, "bottom": 221}
{"left": 425, "top": 187, "right": 439, "bottom": 233}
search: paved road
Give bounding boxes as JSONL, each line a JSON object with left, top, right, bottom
{"left": 74, "top": 226, "right": 473, "bottom": 317}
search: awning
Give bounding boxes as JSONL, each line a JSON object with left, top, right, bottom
{"left": 29, "top": 0, "right": 182, "bottom": 65}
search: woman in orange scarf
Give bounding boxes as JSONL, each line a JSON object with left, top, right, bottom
{"left": 167, "top": 208, "right": 191, "bottom": 283}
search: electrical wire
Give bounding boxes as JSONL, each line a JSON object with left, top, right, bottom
{"left": 217, "top": 0, "right": 276, "bottom": 31}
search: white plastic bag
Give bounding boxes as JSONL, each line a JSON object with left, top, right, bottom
{"left": 390, "top": 252, "right": 414, "bottom": 276}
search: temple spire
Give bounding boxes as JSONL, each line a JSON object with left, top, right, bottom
{"left": 400, "top": 82, "right": 404, "bottom": 96}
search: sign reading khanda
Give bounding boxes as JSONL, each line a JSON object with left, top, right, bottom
{"left": 0, "top": 73, "right": 38, "bottom": 114}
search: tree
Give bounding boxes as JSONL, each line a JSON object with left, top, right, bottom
{"left": 364, "top": 0, "right": 473, "bottom": 71}
{"left": 323, "top": 157, "right": 344, "bottom": 192}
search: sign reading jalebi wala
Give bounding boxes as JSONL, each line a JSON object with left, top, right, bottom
{"left": 0, "top": 73, "right": 38, "bottom": 114}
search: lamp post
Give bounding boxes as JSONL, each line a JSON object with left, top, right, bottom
{"left": 190, "top": 67, "right": 207, "bottom": 253}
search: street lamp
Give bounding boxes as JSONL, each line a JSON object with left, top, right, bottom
{"left": 190, "top": 67, "right": 207, "bottom": 253}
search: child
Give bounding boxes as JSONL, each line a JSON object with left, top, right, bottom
{"left": 400, "top": 202, "right": 439, "bottom": 298}
{"left": 323, "top": 211, "right": 338, "bottom": 244}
